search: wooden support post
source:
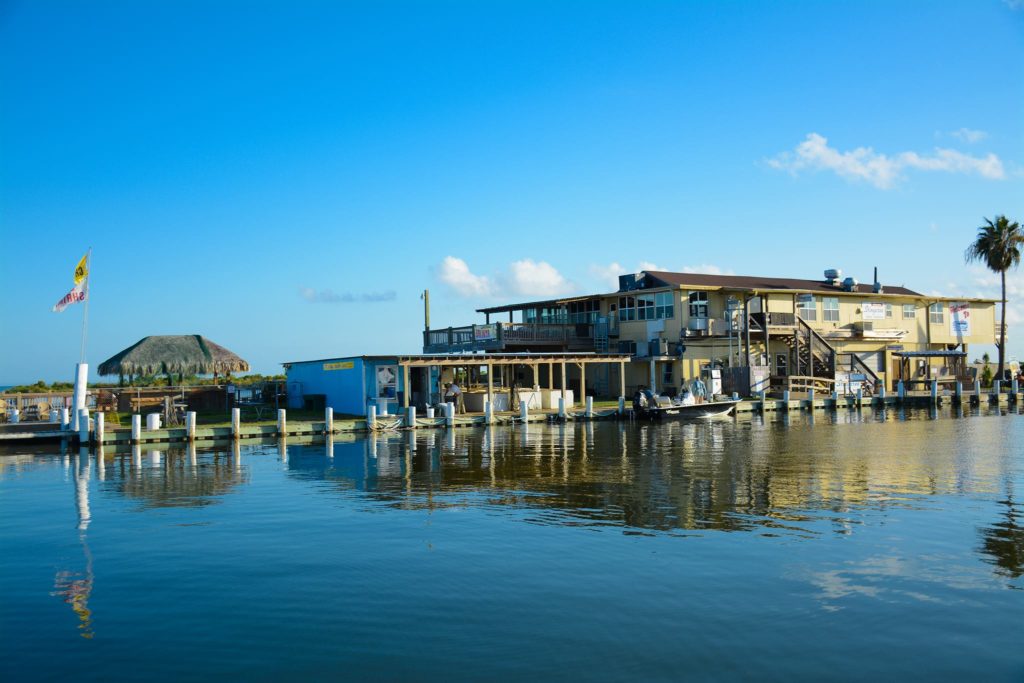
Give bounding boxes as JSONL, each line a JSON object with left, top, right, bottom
{"left": 531, "top": 364, "right": 538, "bottom": 388}
{"left": 549, "top": 362, "right": 555, "bottom": 390}
{"left": 402, "top": 365, "right": 410, "bottom": 409}
{"left": 579, "top": 362, "right": 586, "bottom": 406}
{"left": 619, "top": 360, "right": 626, "bottom": 400}
{"left": 560, "top": 361, "right": 567, "bottom": 398}
{"left": 486, "top": 362, "right": 493, "bottom": 412}
{"left": 763, "top": 295, "right": 770, "bottom": 369}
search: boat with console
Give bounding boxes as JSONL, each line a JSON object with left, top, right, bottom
{"left": 632, "top": 389, "right": 739, "bottom": 420}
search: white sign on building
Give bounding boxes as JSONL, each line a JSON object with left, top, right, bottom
{"left": 950, "top": 302, "right": 971, "bottom": 337}
{"left": 862, "top": 302, "right": 886, "bottom": 320}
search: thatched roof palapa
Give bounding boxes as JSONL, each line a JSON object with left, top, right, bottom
{"left": 98, "top": 335, "right": 250, "bottom": 377}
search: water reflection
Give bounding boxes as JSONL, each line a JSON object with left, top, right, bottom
{"left": 283, "top": 415, "right": 1015, "bottom": 544}
{"left": 980, "top": 494, "right": 1024, "bottom": 584}
{"left": 52, "top": 448, "right": 95, "bottom": 639}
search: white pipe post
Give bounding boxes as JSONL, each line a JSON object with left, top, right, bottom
{"left": 993, "top": 380, "right": 1001, "bottom": 402}
{"left": 856, "top": 388, "right": 863, "bottom": 408}
{"left": 974, "top": 379, "right": 982, "bottom": 404}
{"left": 782, "top": 390, "right": 790, "bottom": 410}
{"left": 78, "top": 409, "right": 90, "bottom": 445}
{"left": 231, "top": 407, "right": 241, "bottom": 439}
{"left": 186, "top": 411, "right": 196, "bottom": 441}
{"left": 407, "top": 405, "right": 416, "bottom": 429}
{"left": 558, "top": 396, "right": 566, "bottom": 418}
{"left": 445, "top": 402, "right": 455, "bottom": 427}
{"left": 426, "top": 406, "right": 435, "bottom": 419}
{"left": 759, "top": 390, "right": 767, "bottom": 412}
{"left": 50, "top": 409, "right": 59, "bottom": 423}
{"left": 61, "top": 407, "right": 69, "bottom": 429}
{"left": 930, "top": 379, "right": 938, "bottom": 404}
{"left": 1012, "top": 379, "right": 1019, "bottom": 398}
{"left": 897, "top": 380, "right": 905, "bottom": 402}
{"left": 807, "top": 388, "right": 815, "bottom": 410}
{"left": 277, "top": 408, "right": 286, "bottom": 436}
{"left": 367, "top": 404, "right": 377, "bottom": 430}
{"left": 95, "top": 412, "right": 104, "bottom": 444}
{"left": 585, "top": 395, "right": 594, "bottom": 418}
{"left": 71, "top": 362, "right": 88, "bottom": 430}
{"left": 878, "top": 386, "right": 886, "bottom": 403}
{"left": 483, "top": 399, "right": 492, "bottom": 425}
{"left": 520, "top": 400, "right": 529, "bottom": 422}
{"left": 325, "top": 406, "right": 334, "bottom": 434}
{"left": 955, "top": 381, "right": 962, "bottom": 403}
{"left": 131, "top": 414, "right": 141, "bottom": 443}
{"left": 618, "top": 396, "right": 626, "bottom": 415}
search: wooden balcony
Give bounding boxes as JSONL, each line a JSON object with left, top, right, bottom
{"left": 423, "top": 322, "right": 595, "bottom": 354}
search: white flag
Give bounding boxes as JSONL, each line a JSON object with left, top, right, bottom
{"left": 53, "top": 281, "right": 87, "bottom": 313}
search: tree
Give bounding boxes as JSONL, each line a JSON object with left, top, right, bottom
{"left": 965, "top": 215, "right": 1023, "bottom": 384}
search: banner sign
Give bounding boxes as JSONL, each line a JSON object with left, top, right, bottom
{"left": 949, "top": 302, "right": 971, "bottom": 336}
{"left": 52, "top": 282, "right": 87, "bottom": 313}
{"left": 474, "top": 324, "right": 497, "bottom": 341}
{"left": 862, "top": 302, "right": 886, "bottom": 320}
{"left": 324, "top": 361, "right": 355, "bottom": 371}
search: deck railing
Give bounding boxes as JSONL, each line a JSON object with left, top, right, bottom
{"left": 423, "top": 322, "right": 594, "bottom": 352}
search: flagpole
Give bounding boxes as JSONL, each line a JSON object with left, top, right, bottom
{"left": 80, "top": 248, "right": 91, "bottom": 364}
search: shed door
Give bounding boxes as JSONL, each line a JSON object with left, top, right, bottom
{"left": 855, "top": 352, "right": 884, "bottom": 373}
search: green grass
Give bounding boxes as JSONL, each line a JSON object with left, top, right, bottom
{"left": 103, "top": 407, "right": 362, "bottom": 429}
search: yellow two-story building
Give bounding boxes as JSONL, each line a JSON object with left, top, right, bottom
{"left": 424, "top": 269, "right": 1000, "bottom": 397}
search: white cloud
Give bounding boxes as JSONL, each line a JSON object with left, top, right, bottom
{"left": 967, "top": 265, "right": 1024, "bottom": 327}
{"left": 768, "top": 133, "right": 1005, "bottom": 189}
{"left": 949, "top": 128, "right": 988, "bottom": 144}
{"left": 300, "top": 287, "right": 396, "bottom": 303}
{"left": 1004, "top": 0, "right": 1024, "bottom": 10}
{"left": 589, "top": 262, "right": 627, "bottom": 289}
{"left": 638, "top": 261, "right": 667, "bottom": 272}
{"left": 436, "top": 256, "right": 573, "bottom": 298}
{"left": 437, "top": 256, "right": 493, "bottom": 297}
{"left": 501, "top": 259, "right": 574, "bottom": 297}
{"left": 681, "top": 264, "right": 734, "bottom": 276}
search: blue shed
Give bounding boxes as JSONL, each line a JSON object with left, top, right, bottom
{"left": 283, "top": 356, "right": 411, "bottom": 416}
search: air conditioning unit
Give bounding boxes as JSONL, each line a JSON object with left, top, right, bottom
{"left": 687, "top": 318, "right": 710, "bottom": 335}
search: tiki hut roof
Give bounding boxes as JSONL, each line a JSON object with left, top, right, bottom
{"left": 98, "top": 335, "right": 250, "bottom": 376}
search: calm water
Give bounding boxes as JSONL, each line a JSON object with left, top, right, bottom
{"left": 2, "top": 408, "right": 1023, "bottom": 682}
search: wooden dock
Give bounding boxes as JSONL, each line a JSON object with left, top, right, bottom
{"left": 1, "top": 390, "right": 1020, "bottom": 448}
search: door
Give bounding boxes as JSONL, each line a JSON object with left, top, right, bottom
{"left": 775, "top": 353, "right": 788, "bottom": 376}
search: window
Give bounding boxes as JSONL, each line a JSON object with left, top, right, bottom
{"left": 929, "top": 303, "right": 944, "bottom": 324}
{"left": 688, "top": 291, "right": 709, "bottom": 318}
{"left": 637, "top": 294, "right": 656, "bottom": 320}
{"left": 655, "top": 291, "right": 674, "bottom": 319}
{"left": 823, "top": 297, "right": 839, "bottom": 322}
{"left": 568, "top": 299, "right": 599, "bottom": 324}
{"left": 618, "top": 296, "right": 636, "bottom": 321}
{"left": 885, "top": 303, "right": 893, "bottom": 319}
{"left": 662, "top": 362, "right": 673, "bottom": 386}
{"left": 903, "top": 304, "right": 916, "bottom": 319}
{"left": 797, "top": 296, "right": 817, "bottom": 321}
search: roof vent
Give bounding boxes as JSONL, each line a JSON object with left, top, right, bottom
{"left": 842, "top": 277, "right": 859, "bottom": 292}
{"left": 824, "top": 268, "right": 842, "bottom": 281}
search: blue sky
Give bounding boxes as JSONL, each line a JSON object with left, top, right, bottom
{"left": 2, "top": 0, "right": 1023, "bottom": 383}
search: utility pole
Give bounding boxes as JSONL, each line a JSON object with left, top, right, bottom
{"left": 422, "top": 289, "right": 431, "bottom": 331}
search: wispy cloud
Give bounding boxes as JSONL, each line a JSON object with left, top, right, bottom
{"left": 299, "top": 287, "right": 396, "bottom": 304}
{"left": 588, "top": 262, "right": 733, "bottom": 289}
{"left": 437, "top": 256, "right": 574, "bottom": 298}
{"left": 681, "top": 264, "right": 734, "bottom": 276}
{"left": 948, "top": 128, "right": 988, "bottom": 144}
{"left": 768, "top": 133, "right": 1005, "bottom": 189}
{"left": 1004, "top": 0, "right": 1024, "bottom": 10}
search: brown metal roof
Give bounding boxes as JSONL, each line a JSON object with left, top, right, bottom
{"left": 643, "top": 271, "right": 922, "bottom": 296}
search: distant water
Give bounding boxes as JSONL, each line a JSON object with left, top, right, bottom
{"left": 1, "top": 408, "right": 1023, "bottom": 682}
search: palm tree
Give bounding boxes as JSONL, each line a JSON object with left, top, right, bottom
{"left": 965, "top": 215, "right": 1023, "bottom": 382}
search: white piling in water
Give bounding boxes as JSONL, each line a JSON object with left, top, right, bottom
{"left": 186, "top": 411, "right": 196, "bottom": 440}
{"left": 50, "top": 409, "right": 59, "bottom": 423}
{"left": 407, "top": 405, "right": 417, "bottom": 428}
{"left": 807, "top": 389, "right": 815, "bottom": 409}
{"left": 558, "top": 397, "right": 566, "bottom": 418}
{"left": 993, "top": 380, "right": 1001, "bottom": 402}
{"left": 78, "top": 409, "right": 90, "bottom": 445}
{"left": 277, "top": 409, "right": 287, "bottom": 435}
{"left": 426, "top": 406, "right": 434, "bottom": 419}
{"left": 1013, "top": 379, "right": 1020, "bottom": 398}
{"left": 878, "top": 386, "right": 886, "bottom": 402}
{"left": 61, "top": 408, "right": 69, "bottom": 429}
{"left": 484, "top": 399, "right": 493, "bottom": 425}
{"left": 897, "top": 381, "right": 905, "bottom": 402}
{"left": 930, "top": 380, "right": 938, "bottom": 403}
{"left": 520, "top": 400, "right": 529, "bottom": 421}
{"left": 585, "top": 396, "right": 594, "bottom": 418}
{"left": 367, "top": 404, "right": 377, "bottom": 429}
{"left": 131, "top": 414, "right": 141, "bottom": 443}
{"left": 445, "top": 402, "right": 455, "bottom": 427}
{"left": 974, "top": 380, "right": 982, "bottom": 404}
{"left": 618, "top": 396, "right": 626, "bottom": 415}
{"left": 9, "top": 409, "right": 19, "bottom": 424}
{"left": 856, "top": 388, "right": 863, "bottom": 407}
{"left": 782, "top": 390, "right": 790, "bottom": 410}
{"left": 325, "top": 406, "right": 334, "bottom": 434}
{"left": 231, "top": 407, "right": 241, "bottom": 439}
{"left": 95, "top": 412, "right": 104, "bottom": 444}
{"left": 955, "top": 381, "right": 962, "bottom": 402}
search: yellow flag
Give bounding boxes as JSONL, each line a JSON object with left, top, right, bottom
{"left": 73, "top": 252, "right": 89, "bottom": 285}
